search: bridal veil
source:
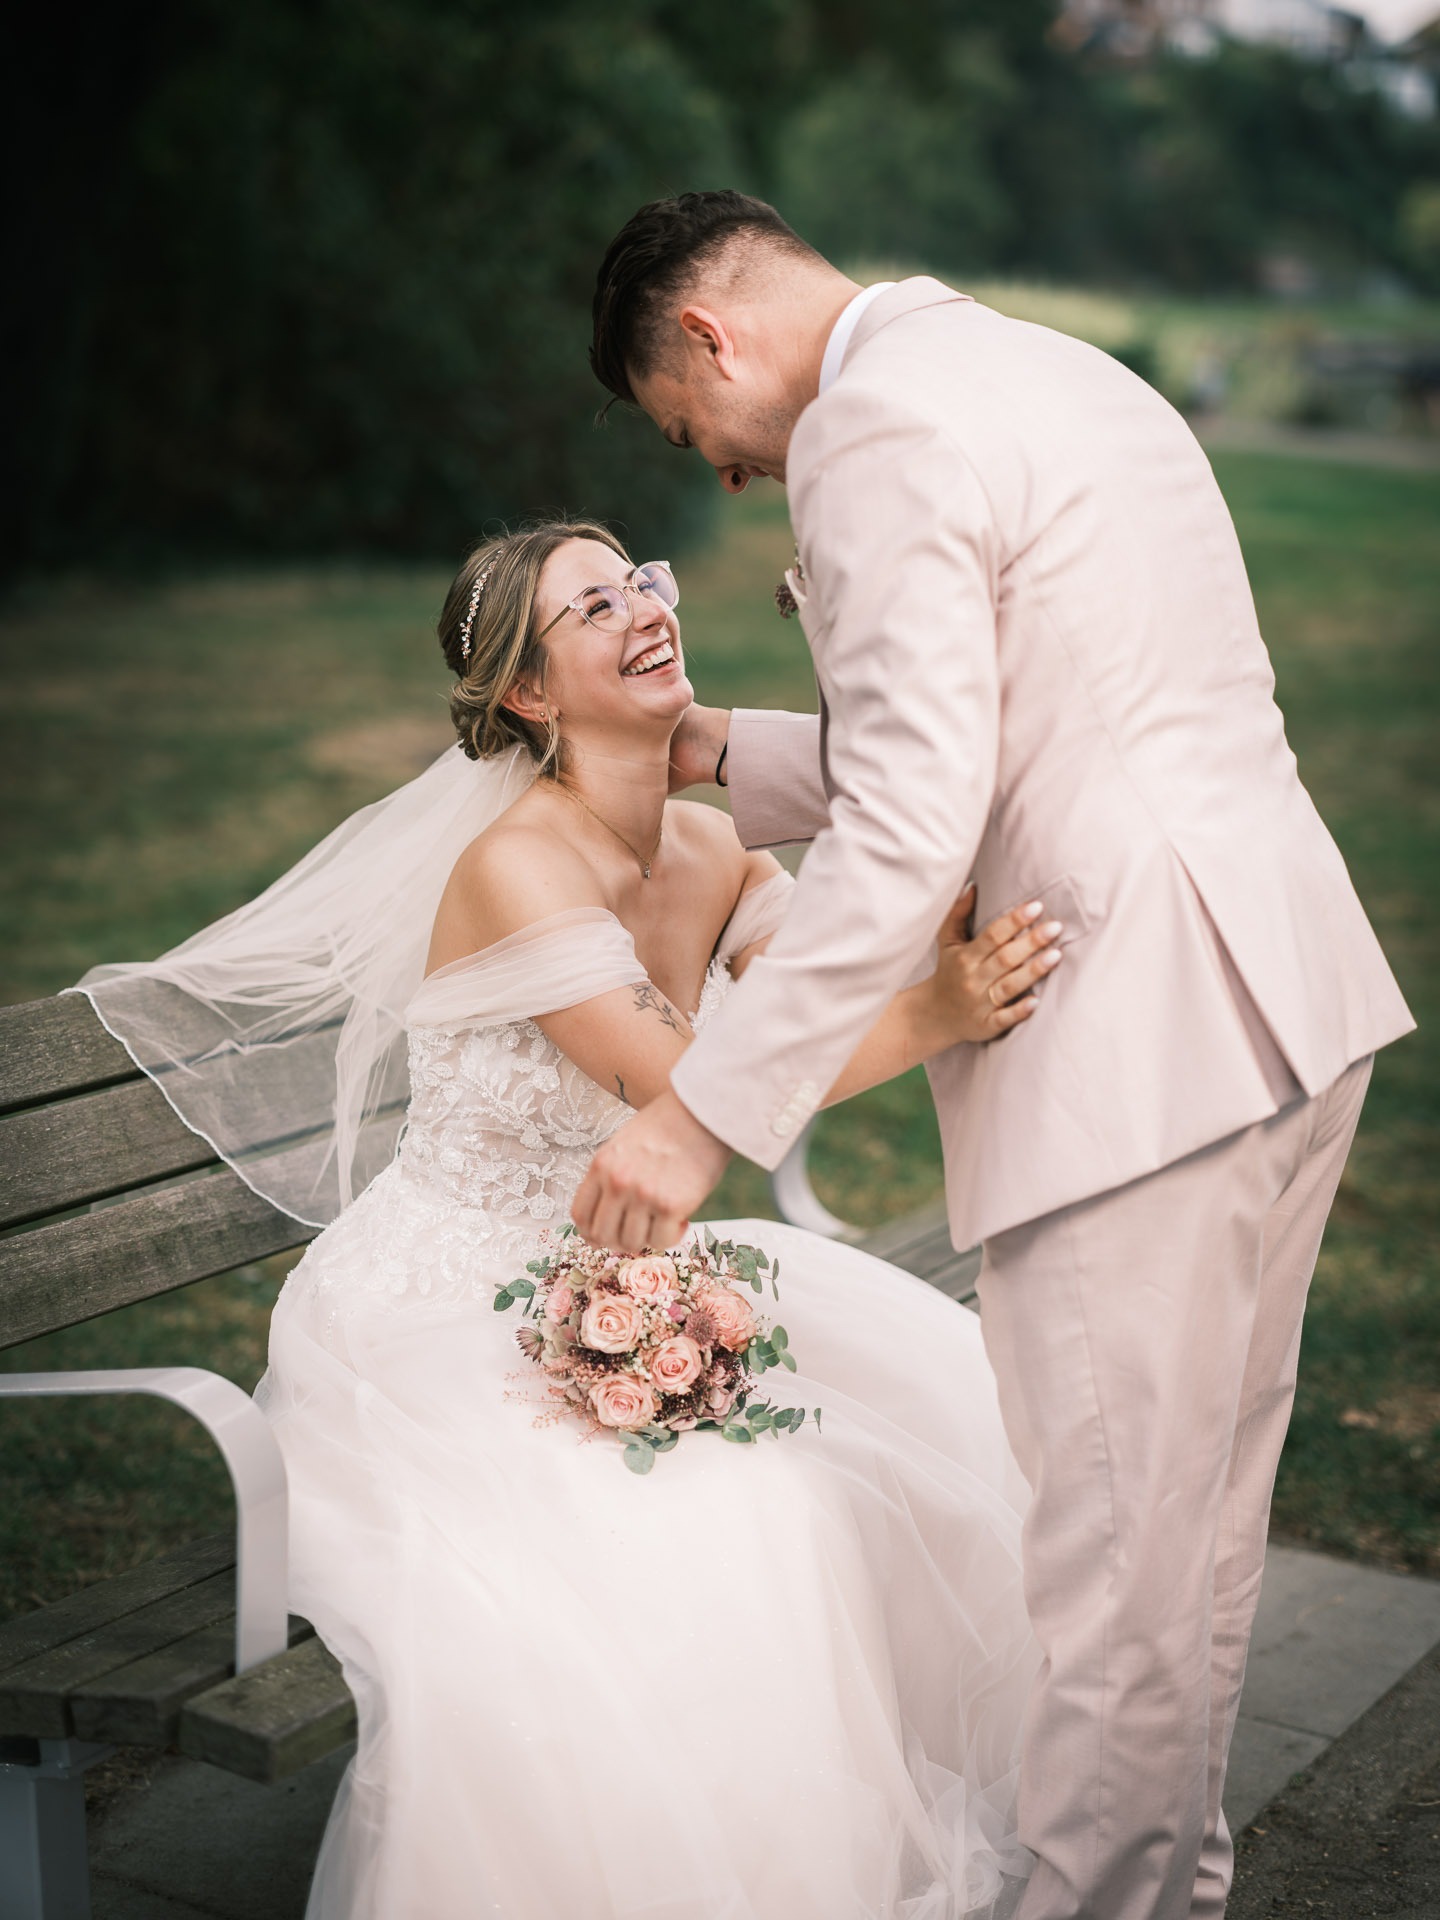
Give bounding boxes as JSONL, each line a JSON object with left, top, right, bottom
{"left": 68, "top": 744, "right": 536, "bottom": 1227}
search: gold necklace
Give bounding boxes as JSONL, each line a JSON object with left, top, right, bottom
{"left": 564, "top": 787, "right": 664, "bottom": 880}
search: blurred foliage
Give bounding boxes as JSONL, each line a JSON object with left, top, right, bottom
{"left": 5, "top": 0, "right": 735, "bottom": 573}
{"left": 7, "top": 0, "right": 1440, "bottom": 573}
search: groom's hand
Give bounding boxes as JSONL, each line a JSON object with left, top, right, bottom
{"left": 667, "top": 704, "right": 732, "bottom": 794}
{"left": 573, "top": 1087, "right": 732, "bottom": 1253}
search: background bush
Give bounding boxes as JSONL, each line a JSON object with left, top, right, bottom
{"left": 6, "top": 0, "right": 1440, "bottom": 574}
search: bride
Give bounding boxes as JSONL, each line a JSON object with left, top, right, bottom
{"left": 77, "top": 519, "right": 1063, "bottom": 1919}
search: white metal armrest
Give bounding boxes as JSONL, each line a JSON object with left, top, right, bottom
{"left": 769, "top": 1118, "right": 860, "bottom": 1241}
{"left": 0, "top": 1369, "right": 288, "bottom": 1673}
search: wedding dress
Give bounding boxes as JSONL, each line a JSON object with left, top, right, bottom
{"left": 253, "top": 869, "right": 1040, "bottom": 1920}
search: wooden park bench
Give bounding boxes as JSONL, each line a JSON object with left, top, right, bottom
{"left": 0, "top": 990, "right": 979, "bottom": 1919}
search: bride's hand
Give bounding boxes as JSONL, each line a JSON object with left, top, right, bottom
{"left": 927, "top": 887, "right": 1063, "bottom": 1046}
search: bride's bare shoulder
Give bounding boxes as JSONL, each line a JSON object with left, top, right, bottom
{"left": 429, "top": 804, "right": 604, "bottom": 970}
{"left": 664, "top": 797, "right": 746, "bottom": 862}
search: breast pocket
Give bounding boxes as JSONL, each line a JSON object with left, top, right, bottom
{"left": 1021, "top": 873, "right": 1092, "bottom": 949}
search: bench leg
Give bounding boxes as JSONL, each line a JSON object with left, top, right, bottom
{"left": 0, "top": 1740, "right": 111, "bottom": 1920}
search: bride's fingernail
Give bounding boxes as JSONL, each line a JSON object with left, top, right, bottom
{"left": 1040, "top": 948, "right": 1062, "bottom": 969}
{"left": 1023, "top": 901, "right": 1044, "bottom": 921}
{"left": 1040, "top": 920, "right": 1063, "bottom": 940}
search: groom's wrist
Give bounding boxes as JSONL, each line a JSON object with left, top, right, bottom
{"left": 669, "top": 705, "right": 732, "bottom": 793}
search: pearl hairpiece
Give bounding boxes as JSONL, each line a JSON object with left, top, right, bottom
{"left": 459, "top": 555, "right": 501, "bottom": 662}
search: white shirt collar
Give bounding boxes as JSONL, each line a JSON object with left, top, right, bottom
{"left": 818, "top": 282, "right": 896, "bottom": 395}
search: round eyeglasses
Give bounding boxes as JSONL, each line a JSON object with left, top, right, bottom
{"left": 536, "top": 561, "right": 678, "bottom": 642}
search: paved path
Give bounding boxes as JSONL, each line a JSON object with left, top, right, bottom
{"left": 81, "top": 1204, "right": 1440, "bottom": 1916}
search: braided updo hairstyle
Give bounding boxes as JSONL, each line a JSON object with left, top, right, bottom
{"left": 438, "top": 520, "right": 633, "bottom": 778}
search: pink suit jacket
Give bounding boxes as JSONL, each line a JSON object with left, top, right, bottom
{"left": 669, "top": 278, "right": 1413, "bottom": 1248}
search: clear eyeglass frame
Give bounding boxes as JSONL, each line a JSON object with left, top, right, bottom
{"left": 536, "top": 562, "right": 678, "bottom": 641}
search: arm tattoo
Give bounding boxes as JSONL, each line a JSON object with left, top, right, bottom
{"left": 615, "top": 1075, "right": 632, "bottom": 1107}
{"left": 631, "top": 981, "right": 686, "bottom": 1036}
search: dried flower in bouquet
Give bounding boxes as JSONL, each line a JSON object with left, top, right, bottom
{"left": 494, "top": 1225, "right": 819, "bottom": 1474}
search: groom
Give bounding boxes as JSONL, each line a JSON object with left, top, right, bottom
{"left": 573, "top": 191, "right": 1412, "bottom": 1917}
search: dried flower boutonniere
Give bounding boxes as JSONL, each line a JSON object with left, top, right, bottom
{"left": 775, "top": 545, "right": 807, "bottom": 620}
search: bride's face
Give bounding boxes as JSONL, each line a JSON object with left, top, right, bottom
{"left": 527, "top": 539, "right": 693, "bottom": 744}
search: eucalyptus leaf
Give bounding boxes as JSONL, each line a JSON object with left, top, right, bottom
{"left": 624, "top": 1443, "right": 656, "bottom": 1475}
{"left": 493, "top": 1288, "right": 514, "bottom": 1311}
{"left": 781, "top": 1351, "right": 798, "bottom": 1373}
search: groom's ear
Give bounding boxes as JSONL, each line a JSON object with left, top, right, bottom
{"left": 678, "top": 304, "right": 738, "bottom": 382}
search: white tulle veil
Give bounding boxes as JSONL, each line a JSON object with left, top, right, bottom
{"left": 68, "top": 743, "right": 537, "bottom": 1227}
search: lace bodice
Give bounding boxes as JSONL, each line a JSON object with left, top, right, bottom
{"left": 285, "top": 877, "right": 793, "bottom": 1313}
{"left": 395, "top": 962, "right": 733, "bottom": 1239}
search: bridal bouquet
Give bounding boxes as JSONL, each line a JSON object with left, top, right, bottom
{"left": 494, "top": 1226, "right": 819, "bottom": 1474}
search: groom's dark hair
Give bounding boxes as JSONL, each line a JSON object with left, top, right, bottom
{"left": 590, "top": 190, "right": 818, "bottom": 407}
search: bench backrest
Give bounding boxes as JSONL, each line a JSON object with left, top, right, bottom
{"left": 0, "top": 996, "right": 317, "bottom": 1351}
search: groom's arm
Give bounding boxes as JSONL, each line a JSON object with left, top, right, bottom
{"left": 670, "top": 705, "right": 828, "bottom": 848}
{"left": 572, "top": 392, "right": 1001, "bottom": 1252}
{"left": 726, "top": 710, "right": 829, "bottom": 849}
{"left": 669, "top": 394, "right": 1001, "bottom": 1170}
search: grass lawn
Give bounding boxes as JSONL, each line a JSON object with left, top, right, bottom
{"left": 1, "top": 452, "right": 1436, "bottom": 1621}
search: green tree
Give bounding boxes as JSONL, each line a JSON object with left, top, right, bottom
{"left": 8, "top": 0, "right": 734, "bottom": 571}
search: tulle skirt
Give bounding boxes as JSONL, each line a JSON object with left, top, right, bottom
{"left": 255, "top": 1177, "right": 1038, "bottom": 1919}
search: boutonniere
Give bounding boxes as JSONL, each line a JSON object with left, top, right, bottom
{"left": 775, "top": 546, "right": 807, "bottom": 619}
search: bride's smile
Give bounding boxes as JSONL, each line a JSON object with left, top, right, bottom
{"left": 526, "top": 538, "right": 694, "bottom": 740}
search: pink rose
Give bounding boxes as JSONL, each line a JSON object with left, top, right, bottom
{"left": 696, "top": 1287, "right": 756, "bottom": 1354}
{"left": 544, "top": 1282, "right": 575, "bottom": 1323}
{"left": 589, "top": 1374, "right": 658, "bottom": 1430}
{"left": 707, "top": 1379, "right": 740, "bottom": 1418}
{"left": 619, "top": 1255, "right": 679, "bottom": 1300}
{"left": 580, "top": 1294, "right": 645, "bottom": 1354}
{"left": 647, "top": 1334, "right": 704, "bottom": 1394}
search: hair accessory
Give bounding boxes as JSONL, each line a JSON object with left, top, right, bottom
{"left": 459, "top": 555, "right": 501, "bottom": 662}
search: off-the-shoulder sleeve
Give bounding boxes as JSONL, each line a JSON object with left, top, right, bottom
{"left": 713, "top": 870, "right": 796, "bottom": 965}
{"left": 404, "top": 908, "right": 649, "bottom": 1028}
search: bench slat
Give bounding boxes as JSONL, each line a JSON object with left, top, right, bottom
{"left": 0, "top": 1568, "right": 237, "bottom": 1738}
{"left": 0, "top": 1168, "right": 316, "bottom": 1348}
{"left": 860, "top": 1200, "right": 952, "bottom": 1267}
{"left": 0, "top": 1079, "right": 219, "bottom": 1230}
{"left": 0, "top": 997, "right": 137, "bottom": 1114}
{"left": 72, "top": 1612, "right": 315, "bottom": 1748}
{"left": 179, "top": 1636, "right": 356, "bottom": 1784}
{"left": 859, "top": 1202, "right": 981, "bottom": 1290}
{"left": 0, "top": 1533, "right": 234, "bottom": 1677}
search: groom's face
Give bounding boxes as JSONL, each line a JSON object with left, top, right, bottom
{"left": 630, "top": 306, "right": 797, "bottom": 495}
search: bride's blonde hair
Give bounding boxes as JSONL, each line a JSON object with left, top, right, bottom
{"left": 438, "top": 520, "right": 632, "bottom": 777}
